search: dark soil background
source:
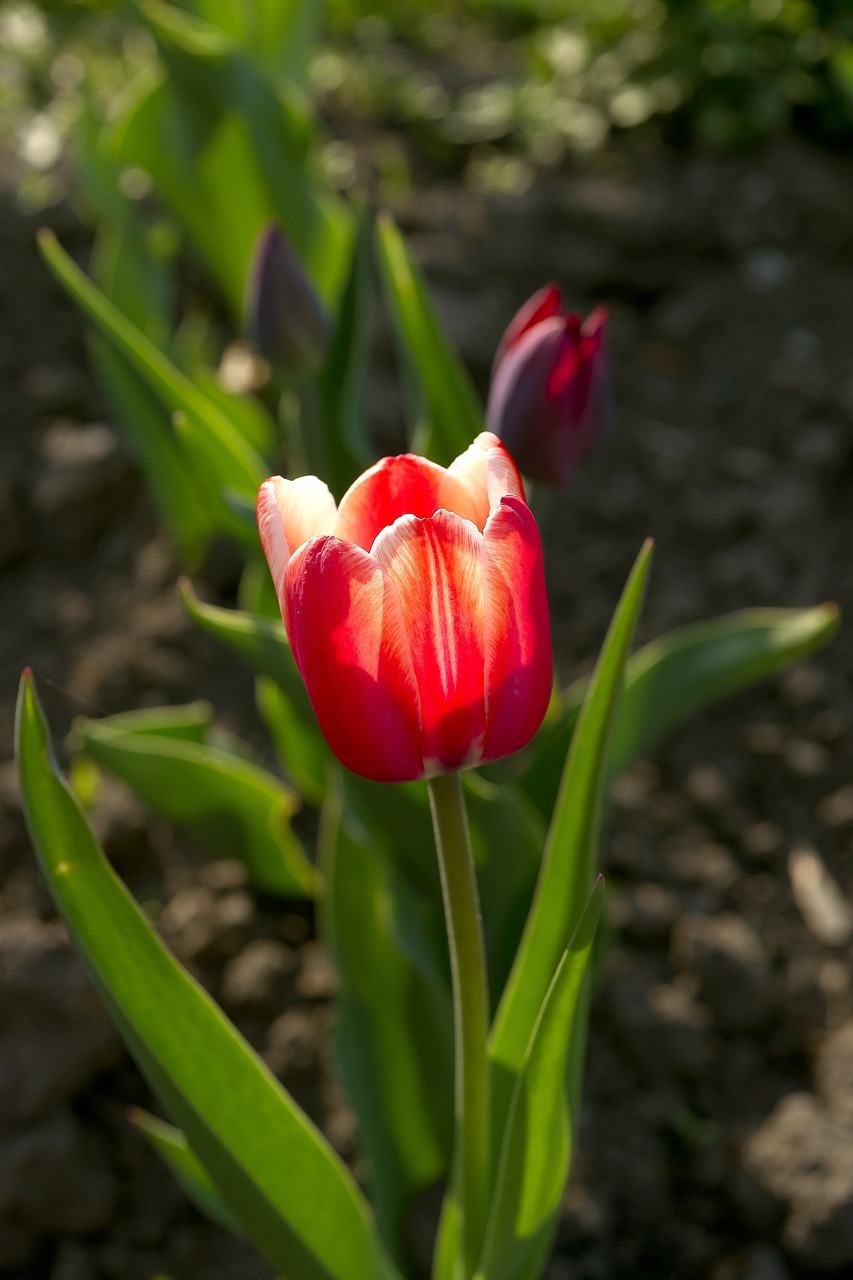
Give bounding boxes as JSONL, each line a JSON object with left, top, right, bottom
{"left": 2, "top": 134, "right": 853, "bottom": 1280}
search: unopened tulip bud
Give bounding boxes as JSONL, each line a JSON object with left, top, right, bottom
{"left": 486, "top": 284, "right": 610, "bottom": 487}
{"left": 245, "top": 224, "right": 331, "bottom": 379}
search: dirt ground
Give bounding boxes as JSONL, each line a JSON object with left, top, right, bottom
{"left": 2, "top": 133, "right": 853, "bottom": 1280}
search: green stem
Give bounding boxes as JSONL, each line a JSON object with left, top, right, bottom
{"left": 428, "top": 773, "right": 490, "bottom": 1279}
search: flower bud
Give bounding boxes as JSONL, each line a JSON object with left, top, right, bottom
{"left": 485, "top": 284, "right": 610, "bottom": 487}
{"left": 245, "top": 224, "right": 331, "bottom": 379}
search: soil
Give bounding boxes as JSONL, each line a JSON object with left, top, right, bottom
{"left": 2, "top": 134, "right": 853, "bottom": 1280}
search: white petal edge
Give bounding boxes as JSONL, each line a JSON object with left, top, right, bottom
{"left": 257, "top": 475, "right": 337, "bottom": 598}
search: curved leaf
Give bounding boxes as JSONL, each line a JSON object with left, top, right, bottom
{"left": 15, "top": 672, "right": 399, "bottom": 1280}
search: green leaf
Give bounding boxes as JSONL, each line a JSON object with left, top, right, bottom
{"left": 489, "top": 541, "right": 652, "bottom": 1142}
{"left": 256, "top": 675, "right": 330, "bottom": 808}
{"left": 38, "top": 229, "right": 266, "bottom": 542}
{"left": 109, "top": 65, "right": 271, "bottom": 316}
{"left": 15, "top": 672, "right": 399, "bottom": 1280}
{"left": 71, "top": 701, "right": 213, "bottom": 745}
{"left": 519, "top": 602, "right": 840, "bottom": 822}
{"left": 188, "top": 0, "right": 321, "bottom": 80}
{"left": 375, "top": 212, "right": 483, "bottom": 466}
{"left": 179, "top": 579, "right": 310, "bottom": 711}
{"left": 477, "top": 881, "right": 603, "bottom": 1280}
{"left": 316, "top": 203, "right": 377, "bottom": 495}
{"left": 464, "top": 776, "right": 546, "bottom": 1011}
{"left": 90, "top": 337, "right": 213, "bottom": 557}
{"left": 128, "top": 1106, "right": 244, "bottom": 1235}
{"left": 320, "top": 777, "right": 454, "bottom": 1269}
{"left": 126, "top": 3, "right": 351, "bottom": 308}
{"left": 74, "top": 710, "right": 316, "bottom": 897}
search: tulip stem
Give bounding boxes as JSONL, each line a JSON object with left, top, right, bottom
{"left": 428, "top": 772, "right": 490, "bottom": 1279}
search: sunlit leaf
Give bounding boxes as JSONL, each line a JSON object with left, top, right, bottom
{"left": 15, "top": 672, "right": 399, "bottom": 1280}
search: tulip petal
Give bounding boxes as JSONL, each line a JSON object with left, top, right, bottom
{"left": 372, "top": 511, "right": 487, "bottom": 773}
{"left": 334, "top": 454, "right": 448, "bottom": 551}
{"left": 284, "top": 537, "right": 424, "bottom": 782}
{"left": 486, "top": 318, "right": 581, "bottom": 486}
{"left": 257, "top": 476, "right": 337, "bottom": 597}
{"left": 443, "top": 432, "right": 525, "bottom": 530}
{"left": 493, "top": 283, "right": 563, "bottom": 370}
{"left": 481, "top": 495, "right": 552, "bottom": 762}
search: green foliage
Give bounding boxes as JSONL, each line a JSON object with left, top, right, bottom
{"left": 72, "top": 702, "right": 317, "bottom": 896}
{"left": 15, "top": 672, "right": 400, "bottom": 1280}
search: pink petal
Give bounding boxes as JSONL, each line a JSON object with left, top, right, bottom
{"left": 334, "top": 454, "right": 447, "bottom": 551}
{"left": 481, "top": 495, "right": 552, "bottom": 762}
{"left": 373, "top": 511, "right": 487, "bottom": 774}
{"left": 284, "top": 537, "right": 424, "bottom": 782}
{"left": 257, "top": 476, "right": 337, "bottom": 598}
{"left": 443, "top": 432, "right": 525, "bottom": 530}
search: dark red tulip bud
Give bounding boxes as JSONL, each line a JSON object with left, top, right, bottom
{"left": 245, "top": 224, "right": 331, "bottom": 379}
{"left": 486, "top": 284, "right": 610, "bottom": 487}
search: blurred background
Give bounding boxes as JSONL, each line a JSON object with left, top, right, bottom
{"left": 1, "top": 2, "right": 853, "bottom": 1278}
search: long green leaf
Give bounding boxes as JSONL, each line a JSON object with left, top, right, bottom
{"left": 489, "top": 541, "right": 652, "bottom": 1141}
{"left": 15, "top": 672, "right": 398, "bottom": 1280}
{"left": 74, "top": 713, "right": 316, "bottom": 897}
{"left": 375, "top": 213, "right": 482, "bottom": 466}
{"left": 518, "top": 602, "right": 840, "bottom": 822}
{"left": 316, "top": 203, "right": 377, "bottom": 496}
{"left": 321, "top": 778, "right": 453, "bottom": 1270}
{"left": 127, "top": 2, "right": 351, "bottom": 308}
{"left": 179, "top": 579, "right": 310, "bottom": 710}
{"left": 90, "top": 337, "right": 214, "bottom": 557}
{"left": 128, "top": 1107, "right": 244, "bottom": 1235}
{"left": 256, "top": 676, "right": 330, "bottom": 807}
{"left": 38, "top": 229, "right": 266, "bottom": 507}
{"left": 477, "top": 881, "right": 603, "bottom": 1280}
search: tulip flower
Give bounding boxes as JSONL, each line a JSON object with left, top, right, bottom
{"left": 257, "top": 432, "right": 552, "bottom": 783}
{"left": 486, "top": 284, "right": 610, "bottom": 487}
{"left": 245, "top": 223, "right": 331, "bottom": 378}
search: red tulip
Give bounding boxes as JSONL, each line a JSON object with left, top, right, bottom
{"left": 486, "top": 284, "right": 610, "bottom": 487}
{"left": 257, "top": 433, "right": 552, "bottom": 782}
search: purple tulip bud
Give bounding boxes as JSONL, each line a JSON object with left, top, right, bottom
{"left": 245, "top": 224, "right": 331, "bottom": 379}
{"left": 486, "top": 283, "right": 610, "bottom": 487}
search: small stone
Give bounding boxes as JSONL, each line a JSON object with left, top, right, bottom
{"left": 32, "top": 421, "right": 132, "bottom": 553}
{"left": 221, "top": 939, "right": 295, "bottom": 1013}
{"left": 160, "top": 881, "right": 255, "bottom": 963}
{"left": 814, "top": 1022, "right": 853, "bottom": 1128}
{"left": 817, "top": 785, "right": 853, "bottom": 828}
{"left": 265, "top": 1009, "right": 322, "bottom": 1083}
{"left": 666, "top": 841, "right": 739, "bottom": 891}
{"left": 671, "top": 914, "right": 777, "bottom": 1034}
{"left": 778, "top": 664, "right": 824, "bottom": 706}
{"left": 687, "top": 764, "right": 731, "bottom": 810}
{"left": 745, "top": 723, "right": 785, "bottom": 755}
{"left": 788, "top": 845, "right": 852, "bottom": 947}
{"left": 739, "top": 1093, "right": 853, "bottom": 1269}
{"left": 199, "top": 858, "right": 250, "bottom": 894}
{"left": 741, "top": 821, "right": 784, "bottom": 861}
{"left": 610, "top": 883, "right": 678, "bottom": 944}
{"left": 295, "top": 941, "right": 338, "bottom": 1000}
{"left": 783, "top": 738, "right": 830, "bottom": 778}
